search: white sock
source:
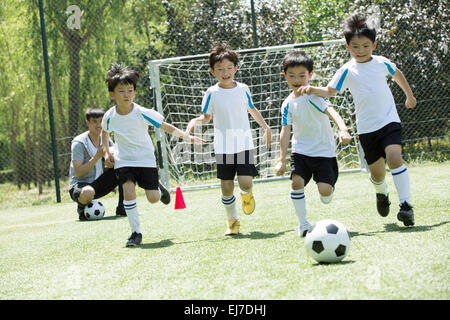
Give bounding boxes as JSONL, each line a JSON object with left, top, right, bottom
{"left": 222, "top": 195, "right": 238, "bottom": 220}
{"left": 123, "top": 199, "right": 141, "bottom": 234}
{"left": 370, "top": 176, "right": 388, "bottom": 195}
{"left": 291, "top": 189, "right": 308, "bottom": 227}
{"left": 391, "top": 164, "right": 410, "bottom": 204}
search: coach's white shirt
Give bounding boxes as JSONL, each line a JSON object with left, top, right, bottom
{"left": 202, "top": 82, "right": 255, "bottom": 154}
{"left": 328, "top": 55, "right": 400, "bottom": 135}
{"left": 102, "top": 103, "right": 163, "bottom": 169}
{"left": 281, "top": 93, "right": 336, "bottom": 158}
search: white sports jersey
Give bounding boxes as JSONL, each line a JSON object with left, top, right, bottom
{"left": 101, "top": 103, "right": 164, "bottom": 169}
{"left": 328, "top": 55, "right": 400, "bottom": 134}
{"left": 202, "top": 81, "right": 255, "bottom": 154}
{"left": 281, "top": 93, "right": 336, "bottom": 158}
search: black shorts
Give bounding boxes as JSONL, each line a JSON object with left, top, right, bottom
{"left": 69, "top": 168, "right": 119, "bottom": 204}
{"left": 359, "top": 122, "right": 403, "bottom": 165}
{"left": 115, "top": 167, "right": 159, "bottom": 190}
{"left": 290, "top": 153, "right": 338, "bottom": 187}
{"left": 216, "top": 150, "right": 259, "bottom": 180}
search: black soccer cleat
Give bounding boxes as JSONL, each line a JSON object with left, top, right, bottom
{"left": 77, "top": 205, "right": 87, "bottom": 221}
{"left": 126, "top": 232, "right": 142, "bottom": 247}
{"left": 376, "top": 193, "right": 391, "bottom": 217}
{"left": 397, "top": 202, "right": 415, "bottom": 226}
{"left": 159, "top": 182, "right": 171, "bottom": 205}
{"left": 116, "top": 205, "right": 126, "bottom": 216}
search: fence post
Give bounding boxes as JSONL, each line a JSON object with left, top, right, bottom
{"left": 38, "top": 0, "right": 61, "bottom": 202}
{"left": 250, "top": 0, "right": 259, "bottom": 47}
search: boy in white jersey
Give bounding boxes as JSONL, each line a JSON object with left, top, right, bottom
{"left": 298, "top": 15, "right": 417, "bottom": 226}
{"left": 185, "top": 43, "right": 271, "bottom": 236}
{"left": 275, "top": 51, "right": 351, "bottom": 237}
{"left": 102, "top": 63, "right": 205, "bottom": 247}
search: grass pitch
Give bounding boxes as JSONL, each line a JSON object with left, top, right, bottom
{"left": 0, "top": 162, "right": 449, "bottom": 300}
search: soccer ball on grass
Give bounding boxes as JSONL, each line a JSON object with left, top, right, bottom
{"left": 84, "top": 200, "right": 105, "bottom": 220}
{"left": 305, "top": 219, "right": 350, "bottom": 264}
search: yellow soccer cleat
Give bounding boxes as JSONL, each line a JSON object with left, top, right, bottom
{"left": 225, "top": 219, "right": 240, "bottom": 236}
{"left": 240, "top": 191, "right": 255, "bottom": 215}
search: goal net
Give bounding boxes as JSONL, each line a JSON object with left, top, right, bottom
{"left": 149, "top": 40, "right": 366, "bottom": 190}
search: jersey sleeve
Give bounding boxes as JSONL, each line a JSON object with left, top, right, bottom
{"left": 201, "top": 88, "right": 213, "bottom": 115}
{"left": 380, "top": 56, "right": 397, "bottom": 76}
{"left": 140, "top": 107, "right": 164, "bottom": 128}
{"left": 308, "top": 95, "right": 331, "bottom": 114}
{"left": 71, "top": 141, "right": 85, "bottom": 162}
{"left": 101, "top": 109, "right": 113, "bottom": 133}
{"left": 243, "top": 85, "right": 255, "bottom": 109}
{"left": 281, "top": 100, "right": 292, "bottom": 126}
{"left": 328, "top": 66, "right": 350, "bottom": 93}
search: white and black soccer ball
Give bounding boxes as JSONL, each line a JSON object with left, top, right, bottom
{"left": 305, "top": 219, "right": 350, "bottom": 263}
{"left": 84, "top": 200, "right": 105, "bottom": 220}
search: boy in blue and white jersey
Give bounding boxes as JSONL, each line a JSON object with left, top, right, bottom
{"left": 298, "top": 15, "right": 417, "bottom": 226}
{"left": 275, "top": 51, "right": 351, "bottom": 237}
{"left": 186, "top": 43, "right": 271, "bottom": 236}
{"left": 102, "top": 63, "right": 205, "bottom": 247}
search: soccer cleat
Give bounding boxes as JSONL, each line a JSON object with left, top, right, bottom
{"left": 126, "top": 232, "right": 142, "bottom": 247}
{"left": 376, "top": 193, "right": 391, "bottom": 217}
{"left": 77, "top": 205, "right": 87, "bottom": 221}
{"left": 240, "top": 191, "right": 255, "bottom": 215}
{"left": 159, "top": 182, "right": 171, "bottom": 205}
{"left": 397, "top": 202, "right": 415, "bottom": 226}
{"left": 116, "top": 205, "right": 126, "bottom": 216}
{"left": 297, "top": 222, "right": 312, "bottom": 238}
{"left": 225, "top": 219, "right": 240, "bottom": 236}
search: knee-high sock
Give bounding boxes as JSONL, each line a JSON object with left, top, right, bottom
{"left": 391, "top": 164, "right": 410, "bottom": 204}
{"left": 291, "top": 189, "right": 308, "bottom": 227}
{"left": 123, "top": 199, "right": 140, "bottom": 234}
{"left": 370, "top": 176, "right": 388, "bottom": 195}
{"left": 222, "top": 194, "right": 238, "bottom": 220}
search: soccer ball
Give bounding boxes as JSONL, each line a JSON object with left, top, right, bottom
{"left": 84, "top": 200, "right": 105, "bottom": 220}
{"left": 305, "top": 219, "right": 350, "bottom": 264}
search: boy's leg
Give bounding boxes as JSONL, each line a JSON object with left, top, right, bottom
{"left": 317, "top": 183, "right": 334, "bottom": 204}
{"left": 385, "top": 144, "right": 414, "bottom": 226}
{"left": 237, "top": 175, "right": 255, "bottom": 215}
{"left": 221, "top": 179, "right": 239, "bottom": 235}
{"left": 291, "top": 174, "right": 310, "bottom": 237}
{"left": 368, "top": 157, "right": 391, "bottom": 217}
{"left": 314, "top": 157, "right": 339, "bottom": 205}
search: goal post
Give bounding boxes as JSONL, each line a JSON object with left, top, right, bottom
{"left": 149, "top": 39, "right": 366, "bottom": 190}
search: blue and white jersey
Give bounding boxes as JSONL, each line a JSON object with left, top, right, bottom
{"left": 101, "top": 103, "right": 163, "bottom": 168}
{"left": 202, "top": 81, "right": 255, "bottom": 154}
{"left": 281, "top": 93, "right": 336, "bottom": 158}
{"left": 328, "top": 55, "right": 400, "bottom": 134}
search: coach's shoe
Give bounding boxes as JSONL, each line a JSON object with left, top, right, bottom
{"left": 126, "top": 232, "right": 142, "bottom": 247}
{"left": 159, "top": 182, "right": 171, "bottom": 205}
{"left": 241, "top": 191, "right": 255, "bottom": 215}
{"left": 77, "top": 205, "right": 87, "bottom": 221}
{"left": 376, "top": 193, "right": 391, "bottom": 217}
{"left": 297, "top": 222, "right": 312, "bottom": 238}
{"left": 116, "top": 205, "right": 126, "bottom": 216}
{"left": 397, "top": 202, "right": 415, "bottom": 226}
{"left": 225, "top": 219, "right": 240, "bottom": 236}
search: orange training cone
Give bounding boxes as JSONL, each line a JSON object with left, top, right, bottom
{"left": 174, "top": 187, "right": 186, "bottom": 210}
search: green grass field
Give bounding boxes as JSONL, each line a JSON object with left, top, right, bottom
{"left": 0, "top": 162, "right": 449, "bottom": 300}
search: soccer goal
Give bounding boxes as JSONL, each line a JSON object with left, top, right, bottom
{"left": 149, "top": 39, "right": 366, "bottom": 190}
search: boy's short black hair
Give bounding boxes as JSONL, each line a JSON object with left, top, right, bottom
{"left": 209, "top": 43, "right": 239, "bottom": 69}
{"left": 282, "top": 50, "right": 314, "bottom": 73}
{"left": 85, "top": 107, "right": 105, "bottom": 121}
{"left": 343, "top": 14, "right": 376, "bottom": 44}
{"left": 105, "top": 62, "right": 139, "bottom": 92}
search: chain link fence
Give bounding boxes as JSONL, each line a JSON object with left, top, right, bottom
{"left": 0, "top": 0, "right": 448, "bottom": 203}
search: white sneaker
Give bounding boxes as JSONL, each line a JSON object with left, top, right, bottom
{"left": 297, "top": 222, "right": 312, "bottom": 237}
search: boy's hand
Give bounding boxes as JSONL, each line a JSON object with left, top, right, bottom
{"left": 275, "top": 160, "right": 286, "bottom": 176}
{"left": 187, "top": 135, "right": 206, "bottom": 145}
{"left": 95, "top": 145, "right": 105, "bottom": 159}
{"left": 405, "top": 96, "right": 416, "bottom": 109}
{"left": 262, "top": 128, "right": 272, "bottom": 149}
{"left": 105, "top": 152, "right": 115, "bottom": 168}
{"left": 339, "top": 130, "right": 352, "bottom": 145}
{"left": 295, "top": 85, "right": 311, "bottom": 97}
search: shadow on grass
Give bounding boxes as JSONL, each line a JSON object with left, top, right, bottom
{"left": 229, "top": 229, "right": 292, "bottom": 240}
{"left": 138, "top": 239, "right": 175, "bottom": 249}
{"left": 311, "top": 260, "right": 356, "bottom": 266}
{"left": 349, "top": 220, "right": 450, "bottom": 238}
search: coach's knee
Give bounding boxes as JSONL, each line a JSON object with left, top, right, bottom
{"left": 78, "top": 186, "right": 95, "bottom": 205}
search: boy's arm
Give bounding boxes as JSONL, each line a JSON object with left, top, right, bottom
{"left": 325, "top": 106, "right": 351, "bottom": 145}
{"left": 392, "top": 68, "right": 416, "bottom": 109}
{"left": 275, "top": 125, "right": 291, "bottom": 176}
{"left": 297, "top": 85, "right": 338, "bottom": 98}
{"left": 101, "top": 130, "right": 114, "bottom": 168}
{"left": 248, "top": 107, "right": 272, "bottom": 149}
{"left": 72, "top": 144, "right": 104, "bottom": 178}
{"left": 185, "top": 113, "right": 212, "bottom": 136}
{"left": 161, "top": 121, "right": 206, "bottom": 144}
